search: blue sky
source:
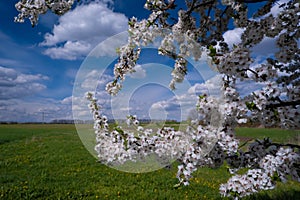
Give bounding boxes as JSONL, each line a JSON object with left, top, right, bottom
{"left": 0, "top": 0, "right": 290, "bottom": 122}
{"left": 0, "top": 0, "right": 147, "bottom": 122}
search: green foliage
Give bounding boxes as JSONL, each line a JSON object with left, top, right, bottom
{"left": 235, "top": 127, "right": 300, "bottom": 144}
{"left": 208, "top": 45, "right": 217, "bottom": 57}
{"left": 245, "top": 101, "right": 257, "bottom": 110}
{"left": 0, "top": 124, "right": 299, "bottom": 199}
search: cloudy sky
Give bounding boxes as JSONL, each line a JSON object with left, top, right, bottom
{"left": 0, "top": 0, "right": 288, "bottom": 122}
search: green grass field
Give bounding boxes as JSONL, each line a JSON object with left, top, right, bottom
{"left": 0, "top": 124, "right": 300, "bottom": 199}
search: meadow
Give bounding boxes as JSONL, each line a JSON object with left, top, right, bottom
{"left": 0, "top": 124, "right": 300, "bottom": 199}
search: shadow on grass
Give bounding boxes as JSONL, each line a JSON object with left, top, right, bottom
{"left": 0, "top": 139, "right": 11, "bottom": 145}
{"left": 246, "top": 189, "right": 300, "bottom": 200}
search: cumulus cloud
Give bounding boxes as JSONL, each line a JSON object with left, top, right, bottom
{"left": 147, "top": 73, "right": 262, "bottom": 120}
{"left": 89, "top": 31, "right": 128, "bottom": 57}
{"left": 223, "top": 1, "right": 293, "bottom": 57}
{"left": 80, "top": 69, "right": 114, "bottom": 90}
{"left": 0, "top": 66, "right": 48, "bottom": 100}
{"left": 145, "top": 75, "right": 224, "bottom": 120}
{"left": 270, "top": 0, "right": 290, "bottom": 17}
{"left": 188, "top": 74, "right": 222, "bottom": 96}
{"left": 0, "top": 58, "right": 22, "bottom": 69}
{"left": 0, "top": 63, "right": 72, "bottom": 122}
{"left": 0, "top": 67, "right": 16, "bottom": 86}
{"left": 149, "top": 92, "right": 199, "bottom": 121}
{"left": 223, "top": 28, "right": 279, "bottom": 58}
{"left": 223, "top": 28, "right": 244, "bottom": 48}
{"left": 62, "top": 95, "right": 90, "bottom": 119}
{"left": 61, "top": 96, "right": 73, "bottom": 104}
{"left": 0, "top": 98, "right": 73, "bottom": 122}
{"left": 71, "top": 68, "right": 115, "bottom": 120}
{"left": 41, "top": 2, "right": 128, "bottom": 60}
{"left": 151, "top": 99, "right": 180, "bottom": 111}
{"left": 187, "top": 73, "right": 265, "bottom": 98}
{"left": 43, "top": 41, "right": 92, "bottom": 60}
{"left": 128, "top": 64, "right": 146, "bottom": 79}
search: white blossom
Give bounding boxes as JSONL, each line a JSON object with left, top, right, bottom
{"left": 16, "top": 0, "right": 300, "bottom": 199}
{"left": 15, "top": 0, "right": 74, "bottom": 26}
{"left": 85, "top": 0, "right": 300, "bottom": 197}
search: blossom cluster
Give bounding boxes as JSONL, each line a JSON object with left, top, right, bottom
{"left": 86, "top": 92, "right": 193, "bottom": 166}
{"left": 15, "top": 0, "right": 74, "bottom": 26}
{"left": 220, "top": 147, "right": 300, "bottom": 198}
{"left": 101, "top": 0, "right": 299, "bottom": 198}
{"left": 87, "top": 0, "right": 300, "bottom": 198}
{"left": 220, "top": 169, "right": 275, "bottom": 199}
{"left": 15, "top": 0, "right": 300, "bottom": 199}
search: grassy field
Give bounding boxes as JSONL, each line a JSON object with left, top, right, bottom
{"left": 0, "top": 124, "right": 300, "bottom": 199}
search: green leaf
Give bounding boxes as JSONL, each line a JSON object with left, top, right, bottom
{"left": 115, "top": 127, "right": 124, "bottom": 134}
{"left": 208, "top": 45, "right": 216, "bottom": 57}
{"left": 128, "top": 21, "right": 134, "bottom": 26}
{"left": 245, "top": 102, "right": 257, "bottom": 110}
{"left": 116, "top": 47, "right": 121, "bottom": 54}
{"left": 199, "top": 94, "right": 207, "bottom": 99}
{"left": 146, "top": 20, "right": 152, "bottom": 27}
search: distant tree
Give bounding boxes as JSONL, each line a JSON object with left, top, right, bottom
{"left": 15, "top": 0, "right": 300, "bottom": 199}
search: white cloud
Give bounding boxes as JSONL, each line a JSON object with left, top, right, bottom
{"left": 0, "top": 66, "right": 49, "bottom": 100}
{"left": 128, "top": 64, "right": 146, "bottom": 79}
{"left": 80, "top": 69, "right": 114, "bottom": 90}
{"left": 142, "top": 75, "right": 224, "bottom": 120}
{"left": 15, "top": 74, "right": 49, "bottom": 83}
{"left": 151, "top": 99, "right": 178, "bottom": 111}
{"left": 223, "top": 1, "right": 293, "bottom": 58}
{"left": 188, "top": 74, "right": 222, "bottom": 96}
{"left": 43, "top": 41, "right": 92, "bottom": 60}
{"left": 146, "top": 73, "right": 263, "bottom": 120}
{"left": 270, "top": 0, "right": 290, "bottom": 17}
{"left": 72, "top": 68, "right": 115, "bottom": 120}
{"left": 0, "top": 66, "right": 16, "bottom": 86}
{"left": 149, "top": 93, "right": 199, "bottom": 121}
{"left": 223, "top": 28, "right": 279, "bottom": 58}
{"left": 223, "top": 28, "right": 244, "bottom": 48}
{"left": 88, "top": 31, "right": 128, "bottom": 58}
{"left": 0, "top": 58, "right": 22, "bottom": 68}
{"left": 187, "top": 73, "right": 265, "bottom": 98}
{"left": 41, "top": 2, "right": 128, "bottom": 60}
{"left": 0, "top": 98, "right": 73, "bottom": 123}
{"left": 61, "top": 96, "right": 73, "bottom": 104}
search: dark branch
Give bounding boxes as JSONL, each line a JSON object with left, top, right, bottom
{"left": 266, "top": 100, "right": 300, "bottom": 109}
{"left": 186, "top": 0, "right": 215, "bottom": 16}
{"left": 238, "top": 0, "right": 276, "bottom": 3}
{"left": 271, "top": 142, "right": 300, "bottom": 149}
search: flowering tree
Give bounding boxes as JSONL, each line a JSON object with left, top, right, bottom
{"left": 15, "top": 0, "right": 300, "bottom": 199}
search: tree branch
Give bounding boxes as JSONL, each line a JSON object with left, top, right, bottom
{"left": 186, "top": 0, "right": 215, "bottom": 16}
{"left": 271, "top": 142, "right": 300, "bottom": 149}
{"left": 238, "top": 0, "right": 276, "bottom": 3}
{"left": 266, "top": 100, "right": 300, "bottom": 109}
